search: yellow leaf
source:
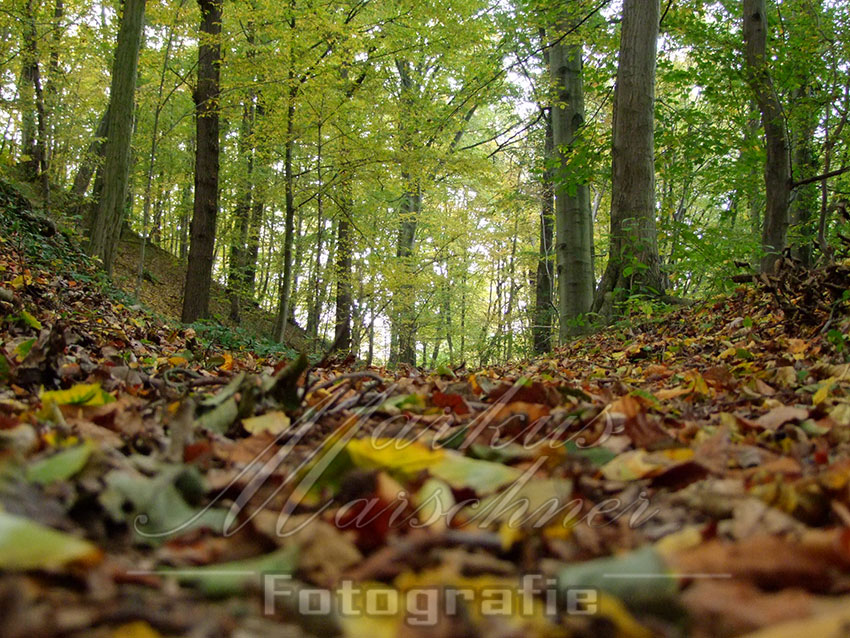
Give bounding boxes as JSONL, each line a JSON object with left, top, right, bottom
{"left": 41, "top": 382, "right": 115, "bottom": 408}
{"left": 347, "top": 438, "right": 444, "bottom": 477}
{"left": 813, "top": 378, "right": 835, "bottom": 405}
{"left": 219, "top": 352, "right": 233, "bottom": 371}
{"left": 168, "top": 356, "right": 189, "bottom": 366}
{"left": 242, "top": 410, "right": 290, "bottom": 435}
{"left": 602, "top": 450, "right": 662, "bottom": 481}
{"left": 112, "top": 621, "right": 161, "bottom": 638}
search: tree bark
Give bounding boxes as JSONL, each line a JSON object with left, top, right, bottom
{"left": 72, "top": 108, "right": 109, "bottom": 198}
{"left": 334, "top": 212, "right": 353, "bottom": 353}
{"left": 533, "top": 107, "right": 555, "bottom": 354}
{"left": 549, "top": 31, "right": 594, "bottom": 339}
{"left": 274, "top": 81, "right": 298, "bottom": 342}
{"left": 228, "top": 95, "right": 256, "bottom": 322}
{"left": 181, "top": 0, "right": 221, "bottom": 323}
{"left": 87, "top": 0, "right": 146, "bottom": 275}
{"left": 592, "top": 0, "right": 663, "bottom": 318}
{"left": 743, "top": 0, "right": 791, "bottom": 273}
{"left": 790, "top": 86, "right": 818, "bottom": 267}
{"left": 21, "top": 0, "right": 49, "bottom": 195}
{"left": 390, "top": 59, "right": 419, "bottom": 366}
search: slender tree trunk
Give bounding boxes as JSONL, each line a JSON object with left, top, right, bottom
{"left": 21, "top": 0, "right": 49, "bottom": 198}
{"left": 334, "top": 212, "right": 353, "bottom": 352}
{"left": 138, "top": 11, "right": 179, "bottom": 297}
{"left": 393, "top": 185, "right": 420, "bottom": 365}
{"left": 275, "top": 83, "right": 297, "bottom": 342}
{"left": 88, "top": 0, "right": 146, "bottom": 275}
{"left": 549, "top": 31, "right": 594, "bottom": 338}
{"left": 533, "top": 108, "right": 555, "bottom": 354}
{"left": 390, "top": 59, "right": 419, "bottom": 366}
{"left": 334, "top": 134, "right": 354, "bottom": 353}
{"left": 228, "top": 95, "right": 256, "bottom": 322}
{"left": 789, "top": 90, "right": 818, "bottom": 267}
{"left": 743, "top": 0, "right": 791, "bottom": 273}
{"left": 45, "top": 0, "right": 64, "bottom": 173}
{"left": 181, "top": 0, "right": 221, "bottom": 322}
{"left": 306, "top": 124, "right": 325, "bottom": 342}
{"left": 72, "top": 108, "right": 109, "bottom": 198}
{"left": 592, "top": 0, "right": 663, "bottom": 318}
{"left": 178, "top": 180, "right": 191, "bottom": 260}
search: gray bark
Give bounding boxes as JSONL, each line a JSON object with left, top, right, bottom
{"left": 592, "top": 0, "right": 664, "bottom": 318}
{"left": 87, "top": 0, "right": 146, "bottom": 275}
{"left": 743, "top": 0, "right": 791, "bottom": 273}
{"left": 549, "top": 34, "right": 594, "bottom": 339}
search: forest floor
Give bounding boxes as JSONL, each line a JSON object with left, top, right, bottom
{"left": 2, "top": 181, "right": 850, "bottom": 638}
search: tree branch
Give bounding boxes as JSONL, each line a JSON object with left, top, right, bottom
{"left": 791, "top": 165, "right": 850, "bottom": 188}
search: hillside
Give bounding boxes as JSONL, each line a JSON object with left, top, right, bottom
{"left": 112, "top": 231, "right": 312, "bottom": 352}
{"left": 2, "top": 179, "right": 850, "bottom": 637}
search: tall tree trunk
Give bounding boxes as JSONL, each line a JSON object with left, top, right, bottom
{"left": 306, "top": 124, "right": 325, "bottom": 342}
{"left": 789, "top": 93, "right": 818, "bottom": 267}
{"left": 87, "top": 0, "right": 146, "bottom": 275}
{"left": 549, "top": 30, "right": 594, "bottom": 338}
{"left": 390, "top": 59, "right": 419, "bottom": 366}
{"left": 393, "top": 185, "right": 420, "bottom": 365}
{"left": 228, "top": 95, "right": 256, "bottom": 322}
{"left": 178, "top": 180, "right": 191, "bottom": 260}
{"left": 45, "top": 0, "right": 64, "bottom": 165}
{"left": 72, "top": 108, "right": 109, "bottom": 198}
{"left": 21, "top": 0, "right": 49, "bottom": 198}
{"left": 743, "top": 0, "right": 791, "bottom": 273}
{"left": 241, "top": 91, "right": 265, "bottom": 297}
{"left": 138, "top": 10, "right": 179, "bottom": 297}
{"left": 592, "top": 0, "right": 663, "bottom": 318}
{"left": 334, "top": 210, "right": 353, "bottom": 353}
{"left": 274, "top": 83, "right": 297, "bottom": 343}
{"left": 533, "top": 108, "right": 555, "bottom": 354}
{"left": 181, "top": 0, "right": 221, "bottom": 322}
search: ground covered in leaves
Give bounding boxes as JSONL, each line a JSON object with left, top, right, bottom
{"left": 2, "top": 193, "right": 850, "bottom": 637}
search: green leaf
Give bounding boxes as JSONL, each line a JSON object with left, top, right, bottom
{"left": 0, "top": 510, "right": 101, "bottom": 570}
{"left": 14, "top": 338, "right": 35, "bottom": 362}
{"left": 160, "top": 545, "right": 299, "bottom": 597}
{"left": 436, "top": 426, "right": 468, "bottom": 450}
{"left": 433, "top": 362, "right": 456, "bottom": 377}
{"left": 0, "top": 353, "right": 10, "bottom": 382}
{"left": 565, "top": 440, "right": 617, "bottom": 466}
{"left": 196, "top": 397, "right": 239, "bottom": 434}
{"left": 41, "top": 383, "right": 114, "bottom": 407}
{"left": 99, "top": 465, "right": 227, "bottom": 544}
{"left": 26, "top": 441, "right": 94, "bottom": 485}
{"left": 557, "top": 546, "right": 678, "bottom": 611}
{"left": 430, "top": 454, "right": 523, "bottom": 495}
{"left": 19, "top": 310, "right": 42, "bottom": 330}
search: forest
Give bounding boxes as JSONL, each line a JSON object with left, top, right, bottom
{"left": 3, "top": 0, "right": 848, "bottom": 362}
{"left": 1, "top": 0, "right": 850, "bottom": 637}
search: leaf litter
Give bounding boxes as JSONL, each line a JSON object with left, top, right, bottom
{"left": 2, "top": 212, "right": 850, "bottom": 636}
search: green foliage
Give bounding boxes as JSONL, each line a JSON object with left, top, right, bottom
{"left": 188, "top": 319, "right": 299, "bottom": 360}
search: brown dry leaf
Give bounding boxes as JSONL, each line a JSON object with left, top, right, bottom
{"left": 670, "top": 531, "right": 850, "bottom": 592}
{"left": 754, "top": 405, "right": 810, "bottom": 431}
{"left": 682, "top": 579, "right": 814, "bottom": 638}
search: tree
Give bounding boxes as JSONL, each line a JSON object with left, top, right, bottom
{"left": 593, "top": 0, "right": 663, "bottom": 318}
{"left": 533, "top": 107, "right": 555, "bottom": 354}
{"left": 87, "top": 0, "right": 146, "bottom": 275}
{"left": 182, "top": 0, "right": 222, "bottom": 323}
{"left": 743, "top": 0, "right": 791, "bottom": 273}
{"left": 548, "top": 20, "right": 594, "bottom": 339}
